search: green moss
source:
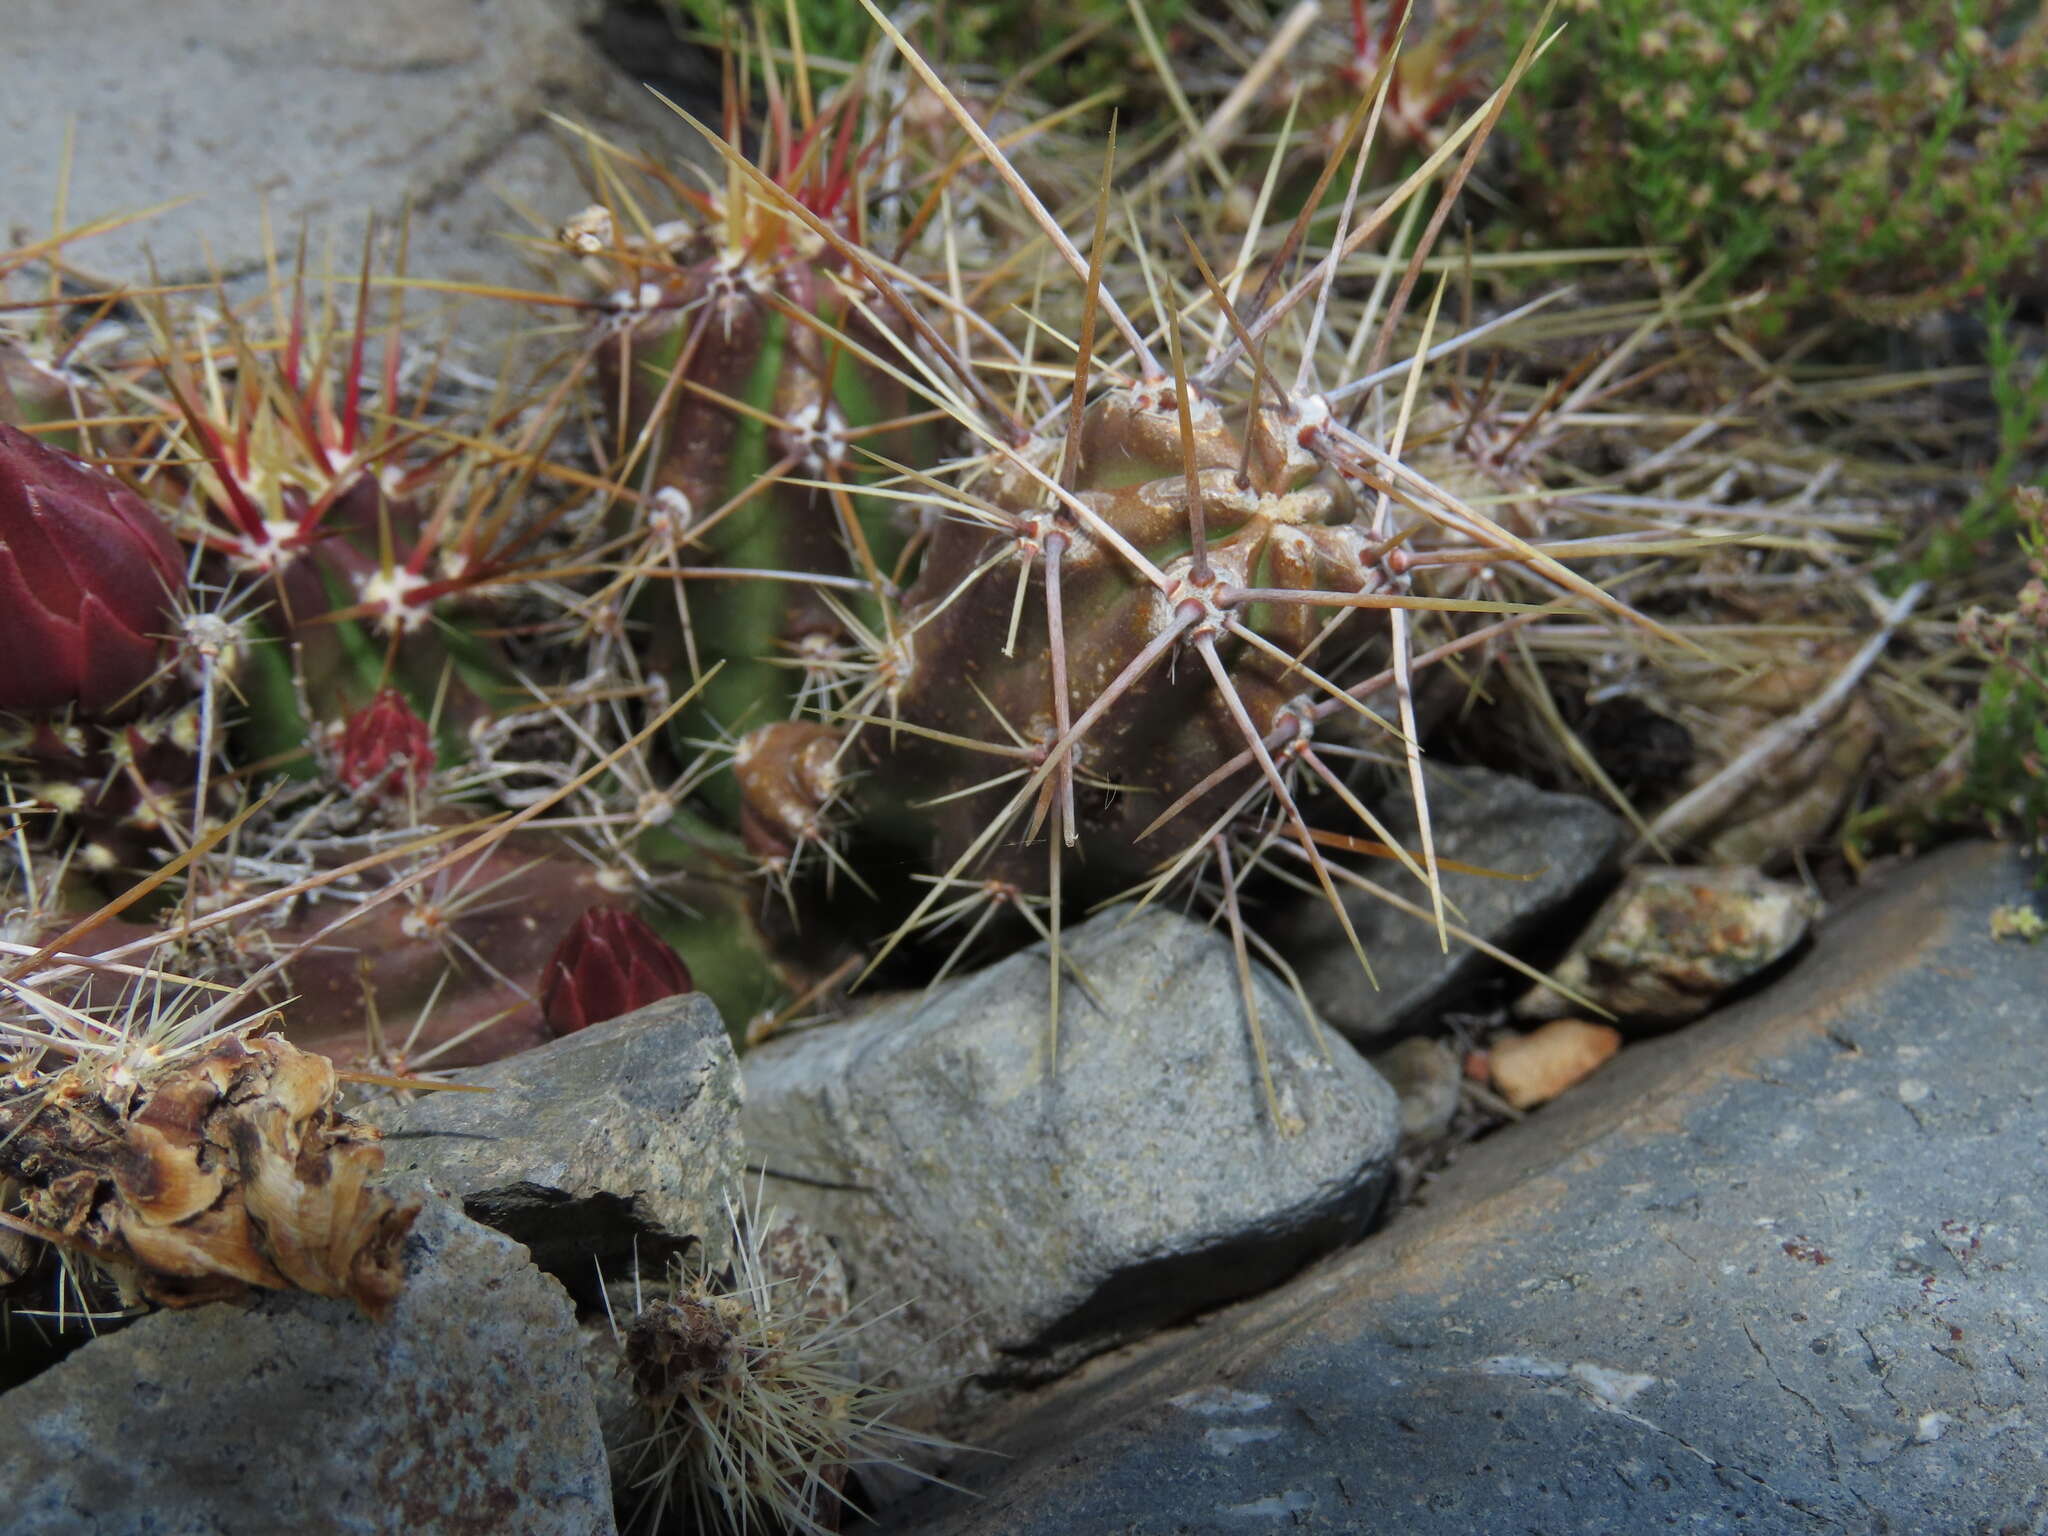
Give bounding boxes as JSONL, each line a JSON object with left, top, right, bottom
{"left": 1957, "top": 481, "right": 2048, "bottom": 875}
{"left": 1496, "top": 0, "right": 2048, "bottom": 322}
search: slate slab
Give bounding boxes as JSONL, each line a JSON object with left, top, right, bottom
{"left": 884, "top": 842, "right": 2048, "bottom": 1535}
{"left": 0, "top": 1198, "right": 616, "bottom": 1536}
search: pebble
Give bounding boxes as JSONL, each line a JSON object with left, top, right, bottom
{"left": 1488, "top": 1019, "right": 1624, "bottom": 1110}
{"left": 1518, "top": 864, "right": 1821, "bottom": 1028}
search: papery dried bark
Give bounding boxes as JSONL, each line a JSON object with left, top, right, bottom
{"left": 0, "top": 1035, "right": 417, "bottom": 1317}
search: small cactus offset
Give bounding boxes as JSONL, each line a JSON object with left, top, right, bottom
{"left": 605, "top": 1195, "right": 952, "bottom": 1535}
{"left": 542, "top": 905, "right": 695, "bottom": 1035}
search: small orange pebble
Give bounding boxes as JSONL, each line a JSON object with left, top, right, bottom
{"left": 1488, "top": 1019, "right": 1623, "bottom": 1110}
{"left": 1463, "top": 1049, "right": 1492, "bottom": 1083}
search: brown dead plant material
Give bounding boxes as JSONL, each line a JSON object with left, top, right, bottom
{"left": 0, "top": 1034, "right": 417, "bottom": 1317}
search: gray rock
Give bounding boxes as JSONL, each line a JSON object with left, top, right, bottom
{"left": 743, "top": 904, "right": 1400, "bottom": 1412}
{"left": 1289, "top": 765, "right": 1626, "bottom": 1044}
{"left": 0, "top": 1198, "right": 616, "bottom": 1536}
{"left": 1518, "top": 862, "right": 1822, "bottom": 1028}
{"left": 1369, "top": 1035, "right": 1463, "bottom": 1144}
{"left": 376, "top": 993, "right": 743, "bottom": 1277}
{"left": 882, "top": 842, "right": 2048, "bottom": 1536}
{"left": 3, "top": 0, "right": 692, "bottom": 337}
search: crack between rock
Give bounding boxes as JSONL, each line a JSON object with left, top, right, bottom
{"left": 1470, "top": 1361, "right": 1848, "bottom": 1530}
{"left": 1744, "top": 1322, "right": 1827, "bottom": 1425}
{"left": 1616, "top": 1404, "right": 1848, "bottom": 1531}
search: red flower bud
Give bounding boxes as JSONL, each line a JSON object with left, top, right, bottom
{"left": 541, "top": 906, "right": 694, "bottom": 1036}
{"left": 335, "top": 689, "right": 436, "bottom": 799}
{"left": 0, "top": 423, "right": 185, "bottom": 716}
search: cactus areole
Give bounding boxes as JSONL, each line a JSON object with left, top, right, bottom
{"left": 0, "top": 422, "right": 184, "bottom": 715}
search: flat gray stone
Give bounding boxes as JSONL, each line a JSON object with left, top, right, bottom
{"left": 881, "top": 842, "right": 2048, "bottom": 1535}
{"left": 0, "top": 1198, "right": 615, "bottom": 1536}
{"left": 743, "top": 904, "right": 1400, "bottom": 1414}
{"left": 1288, "top": 765, "right": 1626, "bottom": 1044}
{"left": 376, "top": 993, "right": 742, "bottom": 1276}
{"left": 3, "top": 0, "right": 687, "bottom": 337}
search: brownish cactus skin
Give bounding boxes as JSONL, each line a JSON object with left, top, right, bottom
{"left": 734, "top": 720, "right": 845, "bottom": 860}
{"left": 860, "top": 385, "right": 1381, "bottom": 896}
{"left": 597, "top": 265, "right": 767, "bottom": 537}
{"left": 583, "top": 143, "right": 923, "bottom": 749}
{"left": 270, "top": 835, "right": 629, "bottom": 1072}
{"left": 596, "top": 277, "right": 827, "bottom": 744}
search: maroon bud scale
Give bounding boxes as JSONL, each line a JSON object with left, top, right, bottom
{"left": 0, "top": 422, "right": 184, "bottom": 716}
{"left": 541, "top": 906, "right": 694, "bottom": 1036}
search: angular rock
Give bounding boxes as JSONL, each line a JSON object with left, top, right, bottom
{"left": 883, "top": 842, "right": 2048, "bottom": 1536}
{"left": 1289, "top": 765, "right": 1626, "bottom": 1044}
{"left": 3, "top": 0, "right": 692, "bottom": 336}
{"left": 1518, "top": 863, "right": 1821, "bottom": 1028}
{"left": 375, "top": 993, "right": 742, "bottom": 1276}
{"left": 0, "top": 1198, "right": 616, "bottom": 1536}
{"left": 743, "top": 905, "right": 1400, "bottom": 1414}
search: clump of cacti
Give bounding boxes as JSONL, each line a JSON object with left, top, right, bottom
{"left": 0, "top": 0, "right": 2004, "bottom": 1371}
{"left": 545, "top": 5, "right": 1714, "bottom": 1064}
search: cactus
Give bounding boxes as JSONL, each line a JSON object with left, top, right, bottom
{"left": 128, "top": 254, "right": 566, "bottom": 784}
{"left": 560, "top": 75, "right": 923, "bottom": 763}
{"left": 605, "top": 1193, "right": 951, "bottom": 1536}
{"left": 0, "top": 0, "right": 1996, "bottom": 1338}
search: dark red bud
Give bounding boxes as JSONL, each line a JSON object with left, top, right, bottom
{"left": 335, "top": 689, "right": 436, "bottom": 799}
{"left": 540, "top": 906, "right": 694, "bottom": 1036}
{"left": 0, "top": 422, "right": 185, "bottom": 716}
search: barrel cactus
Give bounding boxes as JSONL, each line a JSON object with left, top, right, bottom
{"left": 525, "top": 2, "right": 1678, "bottom": 1090}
